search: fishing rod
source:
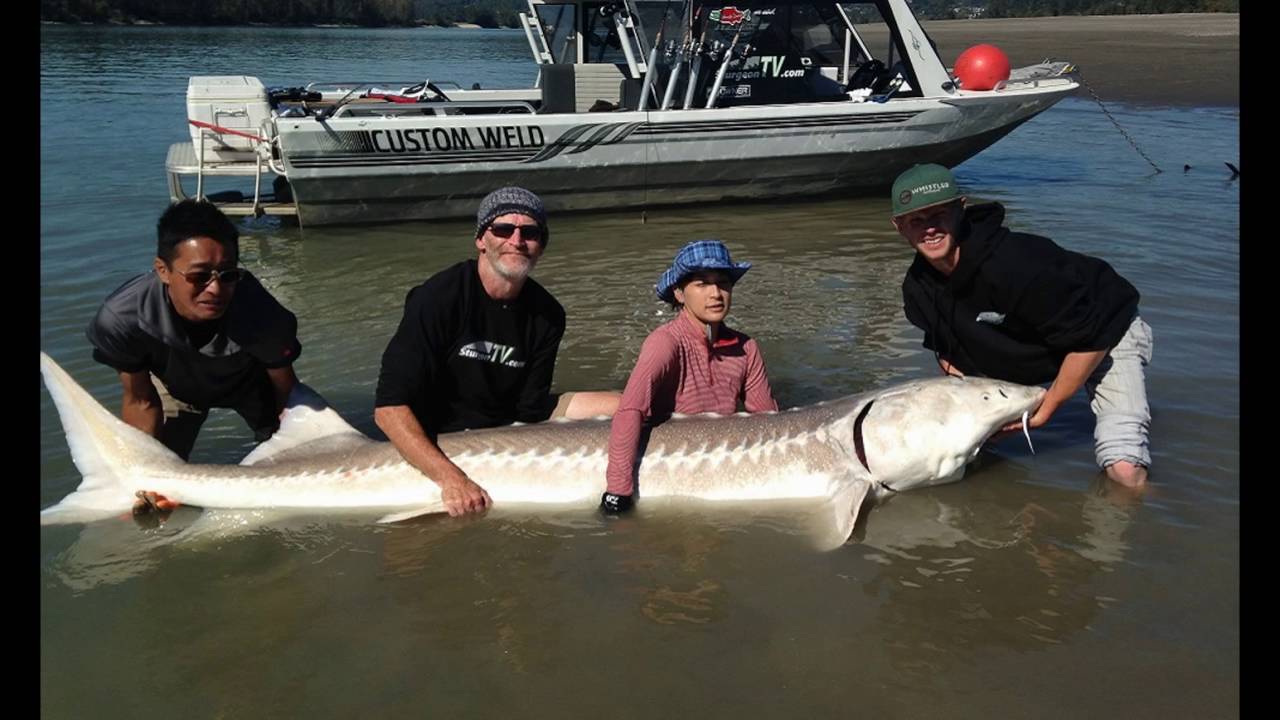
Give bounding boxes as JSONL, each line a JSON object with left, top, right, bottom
{"left": 680, "top": 12, "right": 711, "bottom": 109}
{"left": 698, "top": 38, "right": 726, "bottom": 107}
{"left": 638, "top": 0, "right": 676, "bottom": 111}
{"left": 657, "top": 35, "right": 679, "bottom": 108}
{"left": 705, "top": 13, "right": 759, "bottom": 109}
{"left": 660, "top": 3, "right": 696, "bottom": 110}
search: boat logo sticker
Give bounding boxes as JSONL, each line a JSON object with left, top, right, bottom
{"left": 717, "top": 84, "right": 752, "bottom": 99}
{"left": 524, "top": 122, "right": 644, "bottom": 163}
{"left": 709, "top": 6, "right": 748, "bottom": 25}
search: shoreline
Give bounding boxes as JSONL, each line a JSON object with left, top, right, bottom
{"left": 922, "top": 13, "right": 1238, "bottom": 107}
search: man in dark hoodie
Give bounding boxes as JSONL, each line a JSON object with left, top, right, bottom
{"left": 891, "top": 164, "right": 1153, "bottom": 487}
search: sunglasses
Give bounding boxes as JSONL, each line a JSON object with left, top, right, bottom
{"left": 174, "top": 267, "right": 244, "bottom": 287}
{"left": 488, "top": 223, "right": 543, "bottom": 241}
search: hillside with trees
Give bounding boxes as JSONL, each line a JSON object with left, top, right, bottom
{"left": 39, "top": 0, "right": 1240, "bottom": 27}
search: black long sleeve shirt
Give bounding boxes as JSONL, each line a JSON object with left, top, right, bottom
{"left": 375, "top": 260, "right": 566, "bottom": 435}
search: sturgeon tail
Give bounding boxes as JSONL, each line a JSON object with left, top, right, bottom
{"left": 40, "top": 352, "right": 184, "bottom": 525}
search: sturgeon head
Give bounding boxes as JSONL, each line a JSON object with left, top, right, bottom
{"left": 848, "top": 376, "right": 1045, "bottom": 495}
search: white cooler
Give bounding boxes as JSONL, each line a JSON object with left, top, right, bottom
{"left": 186, "top": 76, "right": 272, "bottom": 162}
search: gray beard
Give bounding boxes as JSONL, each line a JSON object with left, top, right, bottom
{"left": 489, "top": 253, "right": 537, "bottom": 282}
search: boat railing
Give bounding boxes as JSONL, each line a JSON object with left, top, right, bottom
{"left": 302, "top": 80, "right": 468, "bottom": 102}
{"left": 181, "top": 119, "right": 277, "bottom": 216}
{"left": 1004, "top": 61, "right": 1078, "bottom": 87}
{"left": 304, "top": 80, "right": 459, "bottom": 91}
{"left": 328, "top": 100, "right": 538, "bottom": 118}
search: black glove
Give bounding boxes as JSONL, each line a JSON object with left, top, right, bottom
{"left": 600, "top": 492, "right": 634, "bottom": 514}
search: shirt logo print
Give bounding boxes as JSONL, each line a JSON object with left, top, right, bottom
{"left": 458, "top": 341, "right": 526, "bottom": 368}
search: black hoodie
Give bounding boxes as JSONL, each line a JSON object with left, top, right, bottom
{"left": 901, "top": 202, "right": 1139, "bottom": 386}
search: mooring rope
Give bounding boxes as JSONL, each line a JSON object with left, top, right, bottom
{"left": 1076, "top": 72, "right": 1162, "bottom": 174}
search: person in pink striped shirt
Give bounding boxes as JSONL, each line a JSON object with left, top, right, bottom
{"left": 600, "top": 240, "right": 779, "bottom": 513}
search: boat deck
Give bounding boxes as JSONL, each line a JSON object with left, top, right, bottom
{"left": 165, "top": 142, "right": 298, "bottom": 218}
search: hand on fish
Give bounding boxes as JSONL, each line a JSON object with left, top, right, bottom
{"left": 999, "top": 399, "right": 1052, "bottom": 434}
{"left": 130, "top": 491, "right": 180, "bottom": 528}
{"left": 132, "top": 490, "right": 180, "bottom": 514}
{"left": 440, "top": 474, "right": 493, "bottom": 517}
{"left": 986, "top": 403, "right": 1046, "bottom": 454}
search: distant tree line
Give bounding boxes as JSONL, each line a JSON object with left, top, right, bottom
{"left": 40, "top": 0, "right": 1239, "bottom": 26}
{"left": 414, "top": 0, "right": 526, "bottom": 27}
{"left": 38, "top": 0, "right": 526, "bottom": 27}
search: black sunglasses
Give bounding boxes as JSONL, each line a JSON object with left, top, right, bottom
{"left": 174, "top": 267, "right": 244, "bottom": 287}
{"left": 488, "top": 223, "right": 543, "bottom": 241}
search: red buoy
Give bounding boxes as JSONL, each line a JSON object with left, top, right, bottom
{"left": 954, "top": 44, "right": 1011, "bottom": 91}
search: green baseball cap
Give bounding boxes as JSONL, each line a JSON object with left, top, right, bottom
{"left": 891, "top": 164, "right": 962, "bottom": 217}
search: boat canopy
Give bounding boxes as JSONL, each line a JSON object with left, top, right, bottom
{"left": 521, "top": 0, "right": 945, "bottom": 106}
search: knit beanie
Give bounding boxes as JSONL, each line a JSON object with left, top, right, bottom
{"left": 475, "top": 187, "right": 549, "bottom": 245}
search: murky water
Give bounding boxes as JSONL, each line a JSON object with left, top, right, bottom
{"left": 41, "top": 25, "right": 1238, "bottom": 718}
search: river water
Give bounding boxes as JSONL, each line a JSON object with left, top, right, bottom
{"left": 40, "top": 25, "right": 1238, "bottom": 718}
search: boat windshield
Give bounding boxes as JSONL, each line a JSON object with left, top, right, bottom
{"left": 642, "top": 0, "right": 921, "bottom": 106}
{"left": 534, "top": 3, "right": 579, "bottom": 64}
{"left": 583, "top": 2, "right": 632, "bottom": 64}
{"left": 526, "top": 0, "right": 924, "bottom": 106}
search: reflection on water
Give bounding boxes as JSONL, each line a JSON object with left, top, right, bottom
{"left": 41, "top": 24, "right": 1237, "bottom": 720}
{"left": 855, "top": 478, "right": 1141, "bottom": 677}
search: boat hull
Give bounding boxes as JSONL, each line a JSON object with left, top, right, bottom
{"left": 276, "top": 83, "right": 1075, "bottom": 226}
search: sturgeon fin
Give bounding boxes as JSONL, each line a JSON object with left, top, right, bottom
{"left": 813, "top": 480, "right": 872, "bottom": 552}
{"left": 240, "top": 383, "right": 375, "bottom": 466}
{"left": 376, "top": 507, "right": 444, "bottom": 524}
{"left": 40, "top": 352, "right": 185, "bottom": 525}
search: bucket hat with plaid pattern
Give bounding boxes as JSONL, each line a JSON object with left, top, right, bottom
{"left": 655, "top": 239, "right": 752, "bottom": 304}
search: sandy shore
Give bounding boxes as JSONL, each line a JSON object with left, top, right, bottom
{"left": 920, "top": 13, "right": 1238, "bottom": 107}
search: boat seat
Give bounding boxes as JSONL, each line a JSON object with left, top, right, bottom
{"left": 846, "top": 59, "right": 896, "bottom": 94}
{"left": 539, "top": 63, "right": 629, "bottom": 113}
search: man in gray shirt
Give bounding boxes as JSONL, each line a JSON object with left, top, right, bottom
{"left": 87, "top": 200, "right": 302, "bottom": 467}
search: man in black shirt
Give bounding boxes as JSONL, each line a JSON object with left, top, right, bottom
{"left": 892, "top": 164, "right": 1153, "bottom": 488}
{"left": 87, "top": 200, "right": 302, "bottom": 463}
{"left": 375, "top": 187, "right": 620, "bottom": 516}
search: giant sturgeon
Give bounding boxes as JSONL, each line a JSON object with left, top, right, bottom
{"left": 39, "top": 352, "right": 1043, "bottom": 548}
